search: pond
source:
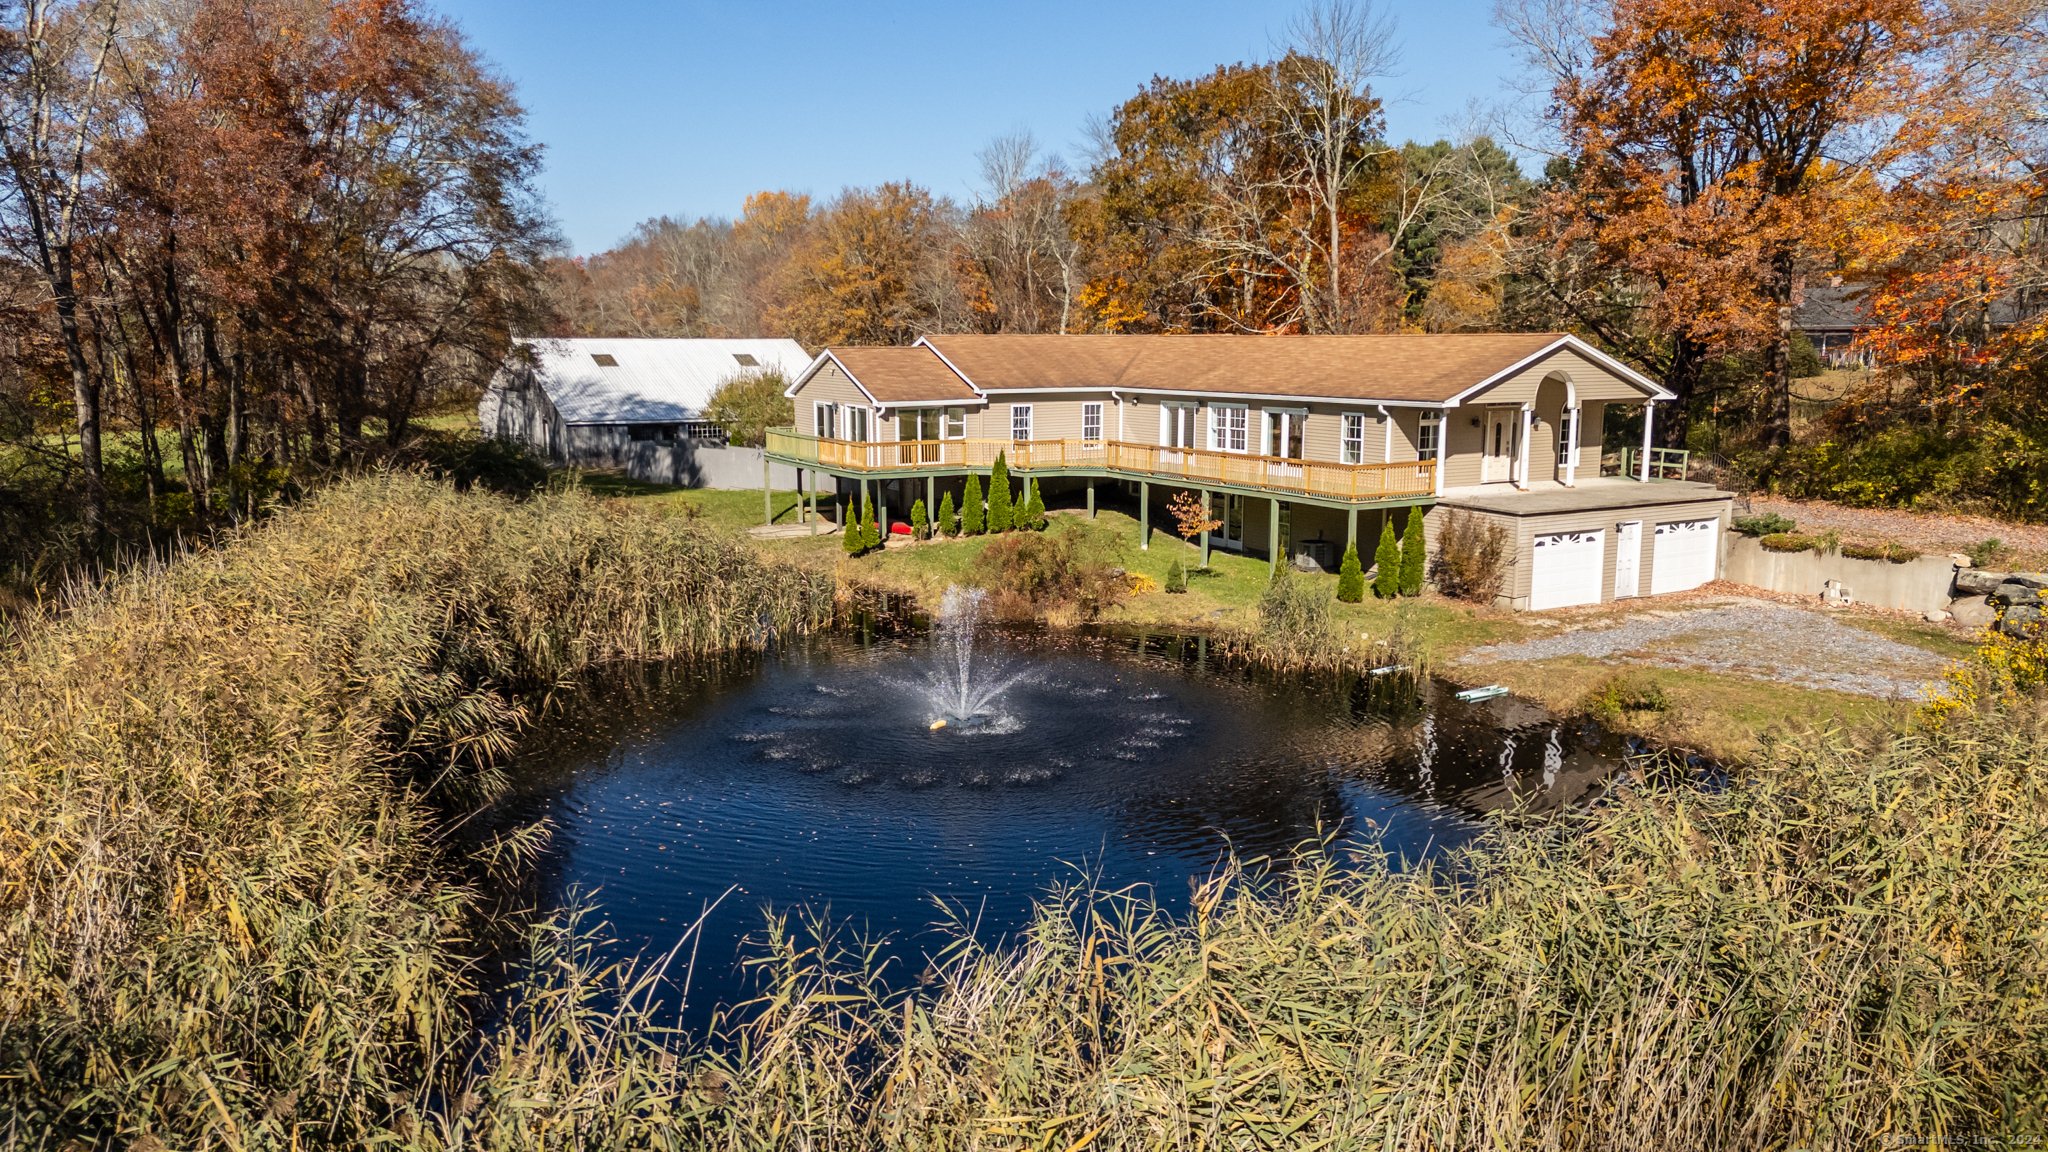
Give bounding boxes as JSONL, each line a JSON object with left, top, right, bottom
{"left": 486, "top": 593, "right": 1633, "bottom": 1033}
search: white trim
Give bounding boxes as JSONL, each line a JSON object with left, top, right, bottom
{"left": 1516, "top": 406, "right": 1534, "bottom": 491}
{"left": 1442, "top": 335, "right": 1673, "bottom": 406}
{"left": 976, "top": 385, "right": 1448, "bottom": 407}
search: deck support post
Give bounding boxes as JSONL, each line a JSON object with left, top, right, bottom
{"left": 926, "top": 474, "right": 935, "bottom": 526}
{"left": 1199, "top": 488, "right": 1210, "bottom": 569}
{"left": 764, "top": 457, "right": 772, "bottom": 525}
{"left": 808, "top": 469, "right": 819, "bottom": 535}
{"left": 1087, "top": 478, "right": 1095, "bottom": 518}
{"left": 1346, "top": 507, "right": 1358, "bottom": 552}
{"left": 1139, "top": 482, "right": 1149, "bottom": 549}
{"left": 1269, "top": 499, "right": 1282, "bottom": 577}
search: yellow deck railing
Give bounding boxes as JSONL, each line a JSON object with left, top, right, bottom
{"left": 764, "top": 428, "right": 1436, "bottom": 502}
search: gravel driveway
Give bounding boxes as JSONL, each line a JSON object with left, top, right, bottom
{"left": 1461, "top": 601, "right": 1951, "bottom": 699}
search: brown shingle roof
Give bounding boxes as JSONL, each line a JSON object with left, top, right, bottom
{"left": 920, "top": 333, "right": 1583, "bottom": 402}
{"left": 826, "top": 346, "right": 978, "bottom": 404}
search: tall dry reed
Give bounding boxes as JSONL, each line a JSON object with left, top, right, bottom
{"left": 0, "top": 472, "right": 832, "bottom": 1145}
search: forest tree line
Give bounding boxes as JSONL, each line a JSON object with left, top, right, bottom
{"left": 3, "top": 0, "right": 2046, "bottom": 580}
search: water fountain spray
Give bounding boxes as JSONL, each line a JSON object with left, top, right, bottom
{"left": 915, "top": 587, "right": 1034, "bottom": 728}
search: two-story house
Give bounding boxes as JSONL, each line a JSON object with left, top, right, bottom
{"left": 766, "top": 333, "right": 1731, "bottom": 610}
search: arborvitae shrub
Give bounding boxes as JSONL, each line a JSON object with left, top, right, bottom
{"left": 1373, "top": 519, "right": 1401, "bottom": 599}
{"left": 989, "top": 453, "right": 1013, "bottom": 532}
{"left": 842, "top": 503, "right": 862, "bottom": 555}
{"left": 1165, "top": 556, "right": 1188, "bottom": 593}
{"left": 1024, "top": 478, "right": 1046, "bottom": 530}
{"left": 911, "top": 498, "right": 929, "bottom": 540}
{"left": 1336, "top": 543, "right": 1365, "bottom": 602}
{"left": 1399, "top": 507, "right": 1426, "bottom": 596}
{"left": 862, "top": 498, "right": 880, "bottom": 551}
{"left": 962, "top": 475, "right": 985, "bottom": 535}
{"left": 937, "top": 491, "right": 956, "bottom": 537}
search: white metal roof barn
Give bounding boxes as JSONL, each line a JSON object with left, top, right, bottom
{"left": 517, "top": 337, "right": 812, "bottom": 425}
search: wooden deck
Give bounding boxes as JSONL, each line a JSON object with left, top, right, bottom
{"left": 764, "top": 429, "right": 1436, "bottom": 504}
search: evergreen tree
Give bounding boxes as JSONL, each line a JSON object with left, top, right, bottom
{"left": 937, "top": 491, "right": 956, "bottom": 536}
{"left": 962, "top": 475, "right": 985, "bottom": 535}
{"left": 1399, "top": 507, "right": 1427, "bottom": 596}
{"left": 1023, "top": 478, "right": 1046, "bottom": 530}
{"left": 989, "top": 453, "right": 1013, "bottom": 532}
{"left": 911, "top": 498, "right": 929, "bottom": 540}
{"left": 862, "top": 498, "right": 880, "bottom": 551}
{"left": 1373, "top": 519, "right": 1401, "bottom": 599}
{"left": 841, "top": 502, "right": 861, "bottom": 555}
{"left": 1336, "top": 543, "right": 1365, "bottom": 602}
{"left": 1165, "top": 556, "right": 1188, "bottom": 593}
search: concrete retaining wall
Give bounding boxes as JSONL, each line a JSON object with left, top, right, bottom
{"left": 1721, "top": 532, "right": 1956, "bottom": 614}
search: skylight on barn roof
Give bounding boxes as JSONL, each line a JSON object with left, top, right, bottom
{"left": 733, "top": 353, "right": 758, "bottom": 366}
{"left": 591, "top": 353, "right": 619, "bottom": 367}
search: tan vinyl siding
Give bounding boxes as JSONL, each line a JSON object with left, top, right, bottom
{"left": 1464, "top": 348, "right": 1657, "bottom": 406}
{"left": 794, "top": 364, "right": 870, "bottom": 436}
{"left": 1441, "top": 409, "right": 1487, "bottom": 487}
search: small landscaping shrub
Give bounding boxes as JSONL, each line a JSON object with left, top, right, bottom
{"left": 1432, "top": 508, "right": 1511, "bottom": 603}
{"left": 1841, "top": 541, "right": 1921, "bottom": 563}
{"left": 966, "top": 523, "right": 1128, "bottom": 620}
{"left": 988, "top": 454, "right": 1013, "bottom": 532}
{"left": 1583, "top": 674, "right": 1673, "bottom": 724}
{"left": 962, "top": 475, "right": 984, "bottom": 535}
{"left": 937, "top": 491, "right": 956, "bottom": 537}
{"left": 1969, "top": 537, "right": 2006, "bottom": 568}
{"left": 1398, "top": 507, "right": 1425, "bottom": 596}
{"left": 1760, "top": 532, "right": 1820, "bottom": 553}
{"left": 1372, "top": 519, "right": 1401, "bottom": 599}
{"left": 1253, "top": 565, "right": 1345, "bottom": 668}
{"left": 842, "top": 503, "right": 862, "bottom": 555}
{"left": 1022, "top": 478, "right": 1046, "bottom": 530}
{"left": 911, "top": 498, "right": 930, "bottom": 540}
{"left": 1165, "top": 557, "right": 1187, "bottom": 593}
{"left": 1336, "top": 543, "right": 1364, "bottom": 602}
{"left": 861, "top": 498, "right": 880, "bottom": 551}
{"left": 1733, "top": 512, "right": 1797, "bottom": 536}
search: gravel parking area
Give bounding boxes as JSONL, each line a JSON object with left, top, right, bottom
{"left": 1461, "top": 600, "right": 1952, "bottom": 699}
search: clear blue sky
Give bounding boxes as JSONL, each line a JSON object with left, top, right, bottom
{"left": 428, "top": 0, "right": 1527, "bottom": 256}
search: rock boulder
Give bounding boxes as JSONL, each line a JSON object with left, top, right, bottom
{"left": 1998, "top": 604, "right": 2043, "bottom": 637}
{"left": 1954, "top": 568, "right": 2009, "bottom": 596}
{"left": 1992, "top": 583, "right": 2043, "bottom": 608}
{"left": 1950, "top": 597, "right": 1999, "bottom": 628}
{"left": 2006, "top": 571, "right": 2048, "bottom": 591}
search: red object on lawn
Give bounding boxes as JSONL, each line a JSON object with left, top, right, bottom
{"left": 890, "top": 522, "right": 912, "bottom": 534}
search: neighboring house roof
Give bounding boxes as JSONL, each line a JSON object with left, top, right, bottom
{"left": 515, "top": 337, "right": 812, "bottom": 424}
{"left": 1793, "top": 284, "right": 1872, "bottom": 333}
{"left": 812, "top": 347, "right": 980, "bottom": 405}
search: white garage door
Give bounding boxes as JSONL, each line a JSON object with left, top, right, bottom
{"left": 1530, "top": 530, "right": 1605, "bottom": 610}
{"left": 1651, "top": 519, "right": 1719, "bottom": 595}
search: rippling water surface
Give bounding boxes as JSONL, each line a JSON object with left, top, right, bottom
{"left": 489, "top": 627, "right": 1628, "bottom": 1030}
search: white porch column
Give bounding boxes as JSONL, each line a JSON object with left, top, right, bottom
{"left": 1516, "top": 404, "right": 1533, "bottom": 491}
{"left": 1434, "top": 406, "right": 1450, "bottom": 496}
{"left": 1564, "top": 408, "right": 1580, "bottom": 488}
{"left": 1640, "top": 401, "right": 1655, "bottom": 482}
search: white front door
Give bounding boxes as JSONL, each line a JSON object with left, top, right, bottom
{"left": 1651, "top": 519, "right": 1720, "bottom": 594}
{"left": 1614, "top": 521, "right": 1641, "bottom": 599}
{"left": 1484, "top": 409, "right": 1518, "bottom": 484}
{"left": 1530, "top": 529, "right": 1605, "bottom": 610}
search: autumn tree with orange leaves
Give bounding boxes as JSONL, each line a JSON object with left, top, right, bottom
{"left": 1522, "top": 0, "right": 1925, "bottom": 448}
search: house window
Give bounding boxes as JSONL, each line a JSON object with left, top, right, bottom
{"left": 1160, "top": 402, "right": 1198, "bottom": 448}
{"left": 1012, "top": 404, "right": 1033, "bottom": 441}
{"left": 1557, "top": 408, "right": 1578, "bottom": 466}
{"left": 1210, "top": 404, "right": 1248, "bottom": 452}
{"left": 814, "top": 401, "right": 838, "bottom": 439}
{"left": 1265, "top": 409, "right": 1305, "bottom": 459}
{"left": 1341, "top": 412, "right": 1366, "bottom": 464}
{"left": 1418, "top": 412, "right": 1441, "bottom": 463}
{"left": 847, "top": 407, "right": 869, "bottom": 442}
{"left": 1082, "top": 401, "right": 1103, "bottom": 442}
{"left": 947, "top": 407, "right": 965, "bottom": 439}
{"left": 628, "top": 424, "right": 674, "bottom": 442}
